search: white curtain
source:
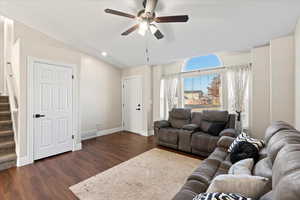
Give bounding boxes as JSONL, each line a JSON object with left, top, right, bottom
{"left": 160, "top": 74, "right": 182, "bottom": 120}
{"left": 227, "top": 64, "right": 251, "bottom": 132}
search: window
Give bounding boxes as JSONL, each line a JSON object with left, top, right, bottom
{"left": 183, "top": 54, "right": 222, "bottom": 111}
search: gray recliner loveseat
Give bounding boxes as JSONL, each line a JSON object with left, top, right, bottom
{"left": 154, "top": 108, "right": 237, "bottom": 157}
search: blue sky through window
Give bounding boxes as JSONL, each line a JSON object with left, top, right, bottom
{"left": 184, "top": 54, "right": 221, "bottom": 91}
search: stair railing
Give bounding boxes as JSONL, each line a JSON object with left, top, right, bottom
{"left": 6, "top": 62, "right": 19, "bottom": 155}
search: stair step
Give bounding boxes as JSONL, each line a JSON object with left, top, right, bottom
{"left": 0, "top": 130, "right": 13, "bottom": 137}
{"left": 0, "top": 111, "right": 11, "bottom": 121}
{"left": 0, "top": 153, "right": 16, "bottom": 164}
{"left": 0, "top": 103, "right": 9, "bottom": 111}
{"left": 0, "top": 140, "right": 15, "bottom": 154}
{"left": 0, "top": 96, "right": 9, "bottom": 103}
{"left": 0, "top": 140, "right": 14, "bottom": 148}
{"left": 0, "top": 120, "right": 12, "bottom": 131}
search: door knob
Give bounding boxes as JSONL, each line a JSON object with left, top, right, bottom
{"left": 34, "top": 114, "right": 46, "bottom": 118}
{"left": 136, "top": 108, "right": 141, "bottom": 111}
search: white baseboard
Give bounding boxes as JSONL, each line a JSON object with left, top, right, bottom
{"left": 17, "top": 156, "right": 33, "bottom": 167}
{"left": 148, "top": 130, "right": 154, "bottom": 136}
{"left": 73, "top": 143, "right": 82, "bottom": 151}
{"left": 81, "top": 129, "right": 98, "bottom": 140}
{"left": 97, "top": 127, "right": 123, "bottom": 137}
{"left": 81, "top": 127, "right": 123, "bottom": 140}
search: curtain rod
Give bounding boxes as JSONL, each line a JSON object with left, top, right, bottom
{"left": 162, "top": 62, "right": 252, "bottom": 77}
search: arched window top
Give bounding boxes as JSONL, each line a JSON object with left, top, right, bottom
{"left": 183, "top": 54, "right": 221, "bottom": 72}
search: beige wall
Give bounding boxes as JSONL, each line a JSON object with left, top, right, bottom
{"left": 251, "top": 46, "right": 270, "bottom": 139}
{"left": 295, "top": 19, "right": 300, "bottom": 130}
{"left": 270, "top": 35, "right": 295, "bottom": 125}
{"left": 14, "top": 21, "right": 121, "bottom": 159}
{"left": 80, "top": 55, "right": 122, "bottom": 138}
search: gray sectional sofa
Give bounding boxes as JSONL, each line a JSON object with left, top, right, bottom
{"left": 172, "top": 121, "right": 300, "bottom": 200}
{"left": 154, "top": 108, "right": 237, "bottom": 157}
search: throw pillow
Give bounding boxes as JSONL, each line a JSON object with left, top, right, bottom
{"left": 228, "top": 158, "right": 254, "bottom": 175}
{"left": 206, "top": 175, "right": 269, "bottom": 199}
{"left": 230, "top": 141, "right": 259, "bottom": 164}
{"left": 228, "top": 132, "right": 265, "bottom": 153}
{"left": 193, "top": 192, "right": 251, "bottom": 200}
{"left": 208, "top": 122, "right": 226, "bottom": 136}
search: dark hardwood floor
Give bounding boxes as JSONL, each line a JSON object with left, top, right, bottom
{"left": 0, "top": 132, "right": 157, "bottom": 200}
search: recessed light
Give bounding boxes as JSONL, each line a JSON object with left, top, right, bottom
{"left": 101, "top": 52, "right": 107, "bottom": 57}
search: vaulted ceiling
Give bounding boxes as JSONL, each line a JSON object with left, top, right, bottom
{"left": 0, "top": 0, "right": 300, "bottom": 68}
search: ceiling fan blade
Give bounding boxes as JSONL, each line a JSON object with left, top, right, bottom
{"left": 104, "top": 9, "right": 136, "bottom": 19}
{"left": 155, "top": 15, "right": 189, "bottom": 23}
{"left": 145, "top": 0, "right": 158, "bottom": 14}
{"left": 121, "top": 24, "right": 140, "bottom": 36}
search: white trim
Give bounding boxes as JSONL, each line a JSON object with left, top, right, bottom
{"left": 73, "top": 143, "right": 82, "bottom": 151}
{"left": 81, "top": 127, "right": 123, "bottom": 141}
{"left": 97, "top": 127, "right": 123, "bottom": 137}
{"left": 121, "top": 75, "right": 147, "bottom": 136}
{"left": 17, "top": 155, "right": 33, "bottom": 167}
{"left": 27, "top": 57, "right": 80, "bottom": 163}
{"left": 148, "top": 129, "right": 154, "bottom": 136}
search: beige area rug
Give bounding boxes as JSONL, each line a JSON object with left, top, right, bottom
{"left": 70, "top": 148, "right": 201, "bottom": 200}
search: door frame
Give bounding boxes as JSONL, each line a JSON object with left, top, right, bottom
{"left": 121, "top": 75, "right": 147, "bottom": 136}
{"left": 27, "top": 57, "right": 80, "bottom": 163}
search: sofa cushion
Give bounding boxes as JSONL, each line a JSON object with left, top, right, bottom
{"left": 183, "top": 124, "right": 200, "bottom": 131}
{"left": 191, "top": 112, "right": 202, "bottom": 126}
{"left": 228, "top": 158, "right": 254, "bottom": 175}
{"left": 170, "top": 119, "right": 190, "bottom": 129}
{"left": 188, "top": 159, "right": 221, "bottom": 186}
{"left": 267, "top": 130, "right": 300, "bottom": 163}
{"left": 193, "top": 193, "right": 250, "bottom": 200}
{"left": 170, "top": 108, "right": 192, "bottom": 120}
{"left": 217, "top": 136, "right": 235, "bottom": 150}
{"left": 264, "top": 121, "right": 295, "bottom": 144}
{"left": 191, "top": 132, "right": 220, "bottom": 154}
{"left": 259, "top": 191, "right": 273, "bottom": 200}
{"left": 158, "top": 128, "right": 179, "bottom": 145}
{"left": 208, "top": 122, "right": 227, "bottom": 136}
{"left": 253, "top": 157, "right": 272, "bottom": 179}
{"left": 202, "top": 110, "right": 229, "bottom": 122}
{"left": 207, "top": 175, "right": 269, "bottom": 199}
{"left": 272, "top": 145, "right": 300, "bottom": 200}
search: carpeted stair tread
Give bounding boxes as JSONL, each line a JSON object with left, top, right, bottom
{"left": 0, "top": 152, "right": 16, "bottom": 164}
{"left": 0, "top": 120, "right": 12, "bottom": 125}
{"left": 0, "top": 130, "right": 13, "bottom": 137}
{"left": 0, "top": 140, "right": 15, "bottom": 148}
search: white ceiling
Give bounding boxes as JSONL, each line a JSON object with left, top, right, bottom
{"left": 0, "top": 0, "right": 300, "bottom": 68}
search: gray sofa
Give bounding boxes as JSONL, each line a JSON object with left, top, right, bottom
{"left": 173, "top": 121, "right": 300, "bottom": 200}
{"left": 154, "top": 108, "right": 237, "bottom": 157}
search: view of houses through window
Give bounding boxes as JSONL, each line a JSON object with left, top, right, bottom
{"left": 183, "top": 55, "right": 222, "bottom": 111}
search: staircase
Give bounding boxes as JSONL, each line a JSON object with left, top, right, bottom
{"left": 0, "top": 96, "right": 16, "bottom": 171}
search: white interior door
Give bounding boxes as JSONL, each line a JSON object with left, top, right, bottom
{"left": 123, "top": 77, "right": 144, "bottom": 134}
{"left": 33, "top": 61, "right": 73, "bottom": 160}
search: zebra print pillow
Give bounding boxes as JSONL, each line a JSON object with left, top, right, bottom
{"left": 228, "top": 132, "right": 265, "bottom": 153}
{"left": 193, "top": 192, "right": 251, "bottom": 200}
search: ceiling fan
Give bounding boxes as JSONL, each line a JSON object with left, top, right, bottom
{"left": 104, "top": 0, "right": 189, "bottom": 40}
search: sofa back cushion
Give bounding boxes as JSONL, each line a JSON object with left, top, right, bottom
{"left": 191, "top": 112, "right": 202, "bottom": 126}
{"left": 202, "top": 110, "right": 229, "bottom": 122}
{"left": 266, "top": 130, "right": 300, "bottom": 164}
{"left": 169, "top": 108, "right": 191, "bottom": 129}
{"left": 199, "top": 111, "right": 229, "bottom": 136}
{"left": 272, "top": 145, "right": 300, "bottom": 200}
{"left": 264, "top": 121, "right": 295, "bottom": 144}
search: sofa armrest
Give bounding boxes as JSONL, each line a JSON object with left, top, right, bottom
{"left": 182, "top": 124, "right": 200, "bottom": 131}
{"left": 219, "top": 128, "right": 238, "bottom": 138}
{"left": 217, "top": 136, "right": 235, "bottom": 149}
{"left": 154, "top": 120, "right": 171, "bottom": 128}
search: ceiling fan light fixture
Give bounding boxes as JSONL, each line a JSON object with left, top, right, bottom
{"left": 149, "top": 24, "right": 158, "bottom": 34}
{"left": 138, "top": 20, "right": 149, "bottom": 36}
